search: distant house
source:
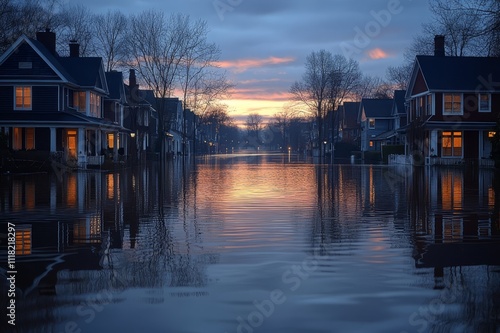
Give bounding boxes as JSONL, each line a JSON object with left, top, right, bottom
{"left": 405, "top": 35, "right": 500, "bottom": 166}
{"left": 337, "top": 101, "right": 360, "bottom": 146}
{"left": 104, "top": 71, "right": 129, "bottom": 161}
{"left": 125, "top": 69, "right": 158, "bottom": 161}
{"left": 358, "top": 98, "right": 394, "bottom": 152}
{"left": 158, "top": 97, "right": 184, "bottom": 156}
{"left": 0, "top": 30, "right": 128, "bottom": 169}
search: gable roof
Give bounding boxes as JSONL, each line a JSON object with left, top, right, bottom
{"left": 360, "top": 98, "right": 393, "bottom": 119}
{"left": 105, "top": 71, "right": 126, "bottom": 103}
{"left": 342, "top": 102, "right": 360, "bottom": 128}
{"left": 407, "top": 55, "right": 500, "bottom": 97}
{"left": 0, "top": 34, "right": 108, "bottom": 94}
{"left": 58, "top": 57, "right": 108, "bottom": 93}
{"left": 392, "top": 90, "right": 406, "bottom": 116}
{"left": 0, "top": 35, "right": 73, "bottom": 83}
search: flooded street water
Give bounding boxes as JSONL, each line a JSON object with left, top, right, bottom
{"left": 1, "top": 154, "right": 500, "bottom": 333}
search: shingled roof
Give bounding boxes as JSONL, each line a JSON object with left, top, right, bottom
{"left": 412, "top": 55, "right": 500, "bottom": 93}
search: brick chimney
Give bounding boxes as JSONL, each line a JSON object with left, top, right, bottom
{"left": 434, "top": 35, "right": 445, "bottom": 57}
{"left": 36, "top": 28, "right": 57, "bottom": 56}
{"left": 129, "top": 69, "right": 137, "bottom": 88}
{"left": 69, "top": 40, "right": 79, "bottom": 57}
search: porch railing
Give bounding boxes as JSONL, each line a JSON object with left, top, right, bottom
{"left": 87, "top": 155, "right": 104, "bottom": 166}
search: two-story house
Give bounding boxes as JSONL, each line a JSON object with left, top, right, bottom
{"left": 158, "top": 97, "right": 184, "bottom": 156}
{"left": 358, "top": 98, "right": 394, "bottom": 152}
{"left": 0, "top": 30, "right": 128, "bottom": 169}
{"left": 125, "top": 69, "right": 158, "bottom": 162}
{"left": 406, "top": 35, "right": 500, "bottom": 166}
{"left": 337, "top": 101, "right": 360, "bottom": 146}
{"left": 104, "top": 71, "right": 129, "bottom": 162}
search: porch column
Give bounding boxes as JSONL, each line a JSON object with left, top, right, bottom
{"left": 50, "top": 127, "right": 57, "bottom": 152}
{"left": 77, "top": 128, "right": 86, "bottom": 168}
{"left": 96, "top": 129, "right": 102, "bottom": 155}
{"left": 430, "top": 130, "right": 438, "bottom": 156}
{"left": 113, "top": 131, "right": 118, "bottom": 162}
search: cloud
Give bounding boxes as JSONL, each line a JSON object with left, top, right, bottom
{"left": 367, "top": 48, "right": 390, "bottom": 60}
{"left": 215, "top": 56, "right": 295, "bottom": 73}
{"left": 230, "top": 88, "right": 293, "bottom": 101}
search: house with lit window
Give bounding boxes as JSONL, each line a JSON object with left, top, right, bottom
{"left": 0, "top": 30, "right": 129, "bottom": 170}
{"left": 125, "top": 69, "right": 159, "bottom": 162}
{"left": 358, "top": 98, "right": 394, "bottom": 152}
{"left": 405, "top": 35, "right": 500, "bottom": 166}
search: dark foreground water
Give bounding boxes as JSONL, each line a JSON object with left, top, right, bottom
{"left": 1, "top": 154, "right": 500, "bottom": 333}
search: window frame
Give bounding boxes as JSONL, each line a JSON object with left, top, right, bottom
{"left": 441, "top": 131, "right": 463, "bottom": 158}
{"left": 368, "top": 118, "right": 375, "bottom": 129}
{"left": 14, "top": 86, "right": 32, "bottom": 110}
{"left": 443, "top": 93, "right": 463, "bottom": 115}
{"left": 478, "top": 93, "right": 491, "bottom": 113}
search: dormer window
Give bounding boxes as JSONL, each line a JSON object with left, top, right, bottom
{"left": 368, "top": 118, "right": 375, "bottom": 129}
{"left": 15, "top": 86, "right": 32, "bottom": 110}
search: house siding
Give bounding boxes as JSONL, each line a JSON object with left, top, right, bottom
{"left": 0, "top": 42, "right": 59, "bottom": 80}
{"left": 412, "top": 69, "right": 428, "bottom": 96}
{"left": 0, "top": 86, "right": 13, "bottom": 111}
{"left": 32, "top": 86, "right": 58, "bottom": 112}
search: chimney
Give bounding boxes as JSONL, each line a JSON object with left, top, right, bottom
{"left": 129, "top": 69, "right": 137, "bottom": 88}
{"left": 434, "top": 35, "right": 445, "bottom": 57}
{"left": 36, "top": 28, "right": 57, "bottom": 56}
{"left": 69, "top": 40, "right": 80, "bottom": 57}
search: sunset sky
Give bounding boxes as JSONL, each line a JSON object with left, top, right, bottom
{"left": 81, "top": 0, "right": 432, "bottom": 123}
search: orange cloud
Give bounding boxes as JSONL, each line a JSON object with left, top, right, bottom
{"left": 367, "top": 48, "right": 389, "bottom": 60}
{"left": 215, "top": 56, "right": 295, "bottom": 73}
{"left": 229, "top": 88, "right": 293, "bottom": 101}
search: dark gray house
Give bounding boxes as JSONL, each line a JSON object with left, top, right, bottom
{"left": 358, "top": 98, "right": 394, "bottom": 152}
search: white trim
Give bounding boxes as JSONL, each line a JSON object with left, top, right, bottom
{"left": 0, "top": 36, "right": 70, "bottom": 83}
{"left": 478, "top": 93, "right": 491, "bottom": 113}
{"left": 442, "top": 93, "right": 463, "bottom": 116}
{"left": 13, "top": 85, "right": 32, "bottom": 110}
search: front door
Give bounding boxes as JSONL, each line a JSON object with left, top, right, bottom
{"left": 67, "top": 129, "right": 77, "bottom": 161}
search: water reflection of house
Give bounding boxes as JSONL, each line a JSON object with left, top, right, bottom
{"left": 411, "top": 168, "right": 500, "bottom": 271}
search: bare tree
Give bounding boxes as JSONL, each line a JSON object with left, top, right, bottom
{"left": 246, "top": 113, "right": 264, "bottom": 139}
{"left": 290, "top": 50, "right": 361, "bottom": 156}
{"left": 0, "top": 0, "right": 59, "bottom": 53}
{"left": 57, "top": 3, "right": 95, "bottom": 56}
{"left": 272, "top": 107, "right": 299, "bottom": 150}
{"left": 128, "top": 11, "right": 194, "bottom": 160}
{"left": 94, "top": 10, "right": 128, "bottom": 71}
{"left": 386, "top": 64, "right": 412, "bottom": 91}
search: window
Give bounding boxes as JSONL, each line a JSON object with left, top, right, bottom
{"left": 426, "top": 94, "right": 433, "bottom": 115}
{"left": 479, "top": 94, "right": 491, "bottom": 112}
{"left": 108, "top": 133, "right": 114, "bottom": 149}
{"left": 74, "top": 91, "right": 86, "bottom": 112}
{"left": 90, "top": 92, "right": 101, "bottom": 118}
{"left": 442, "top": 131, "right": 462, "bottom": 157}
{"left": 25, "top": 128, "right": 35, "bottom": 150}
{"left": 368, "top": 118, "right": 375, "bottom": 129}
{"left": 15, "top": 86, "right": 31, "bottom": 110}
{"left": 443, "top": 93, "right": 462, "bottom": 114}
{"left": 12, "top": 128, "right": 22, "bottom": 150}
{"left": 369, "top": 141, "right": 374, "bottom": 148}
